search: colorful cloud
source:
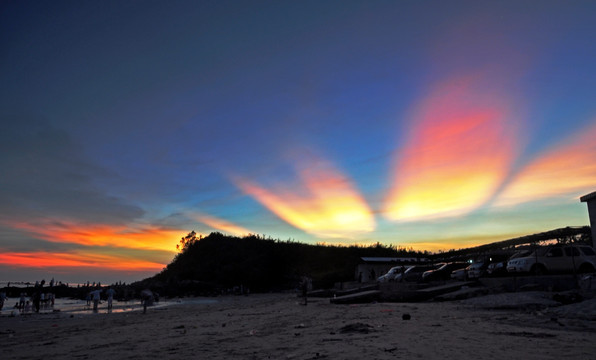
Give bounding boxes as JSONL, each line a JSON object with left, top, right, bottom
{"left": 4, "top": 219, "right": 183, "bottom": 253}
{"left": 495, "top": 120, "right": 596, "bottom": 206}
{"left": 234, "top": 159, "right": 375, "bottom": 238}
{"left": 0, "top": 251, "right": 164, "bottom": 272}
{"left": 384, "top": 74, "right": 518, "bottom": 221}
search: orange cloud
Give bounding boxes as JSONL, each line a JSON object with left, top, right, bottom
{"left": 194, "top": 214, "right": 252, "bottom": 237}
{"left": 5, "top": 220, "right": 183, "bottom": 252}
{"left": 0, "top": 251, "right": 164, "bottom": 272}
{"left": 495, "top": 121, "right": 596, "bottom": 206}
{"left": 384, "top": 75, "right": 518, "bottom": 221}
{"left": 234, "top": 160, "right": 375, "bottom": 238}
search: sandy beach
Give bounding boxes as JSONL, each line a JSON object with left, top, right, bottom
{"left": 2, "top": 292, "right": 596, "bottom": 359}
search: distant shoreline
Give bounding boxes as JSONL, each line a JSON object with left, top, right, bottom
{"left": 0, "top": 296, "right": 218, "bottom": 317}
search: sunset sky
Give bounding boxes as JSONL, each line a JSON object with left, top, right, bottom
{"left": 2, "top": 1, "right": 595, "bottom": 284}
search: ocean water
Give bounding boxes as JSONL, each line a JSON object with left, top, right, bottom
{"left": 0, "top": 296, "right": 218, "bottom": 316}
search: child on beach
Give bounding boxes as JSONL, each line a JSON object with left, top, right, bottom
{"left": 24, "top": 301, "right": 31, "bottom": 314}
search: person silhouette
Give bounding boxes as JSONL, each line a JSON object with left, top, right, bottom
{"left": 105, "top": 287, "right": 116, "bottom": 311}
{"left": 89, "top": 289, "right": 102, "bottom": 312}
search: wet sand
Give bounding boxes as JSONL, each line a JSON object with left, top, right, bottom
{"left": 1, "top": 292, "right": 595, "bottom": 359}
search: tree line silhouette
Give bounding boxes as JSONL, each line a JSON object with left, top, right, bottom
{"left": 139, "top": 231, "right": 429, "bottom": 296}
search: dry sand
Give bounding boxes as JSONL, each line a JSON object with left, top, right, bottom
{"left": 2, "top": 292, "right": 596, "bottom": 359}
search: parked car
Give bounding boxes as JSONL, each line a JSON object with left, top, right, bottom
{"left": 422, "top": 262, "right": 468, "bottom": 281}
{"left": 395, "top": 264, "right": 443, "bottom": 282}
{"left": 501, "top": 250, "right": 533, "bottom": 275}
{"left": 486, "top": 261, "right": 507, "bottom": 276}
{"left": 467, "top": 262, "right": 487, "bottom": 279}
{"left": 377, "top": 266, "right": 412, "bottom": 283}
{"left": 506, "top": 244, "right": 596, "bottom": 275}
{"left": 485, "top": 253, "right": 516, "bottom": 277}
{"left": 450, "top": 267, "right": 468, "bottom": 281}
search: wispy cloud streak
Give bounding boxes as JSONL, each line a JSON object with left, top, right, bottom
{"left": 495, "top": 121, "right": 596, "bottom": 206}
{"left": 194, "top": 214, "right": 252, "bottom": 237}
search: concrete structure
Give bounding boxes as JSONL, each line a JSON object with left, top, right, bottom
{"left": 580, "top": 191, "right": 596, "bottom": 247}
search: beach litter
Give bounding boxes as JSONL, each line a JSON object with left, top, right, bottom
{"left": 338, "top": 322, "right": 374, "bottom": 334}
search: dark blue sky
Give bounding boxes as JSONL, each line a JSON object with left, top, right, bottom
{"left": 1, "top": 0, "right": 595, "bottom": 283}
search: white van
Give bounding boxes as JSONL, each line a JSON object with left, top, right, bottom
{"left": 506, "top": 244, "right": 596, "bottom": 275}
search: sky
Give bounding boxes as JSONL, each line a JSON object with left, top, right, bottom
{"left": 1, "top": 0, "right": 596, "bottom": 284}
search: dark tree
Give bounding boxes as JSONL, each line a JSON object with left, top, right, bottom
{"left": 177, "top": 231, "right": 202, "bottom": 251}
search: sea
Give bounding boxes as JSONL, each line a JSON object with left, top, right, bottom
{"left": 0, "top": 295, "right": 218, "bottom": 317}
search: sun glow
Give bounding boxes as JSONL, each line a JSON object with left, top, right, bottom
{"left": 384, "top": 75, "right": 518, "bottom": 221}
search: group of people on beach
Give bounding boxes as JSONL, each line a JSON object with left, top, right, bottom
{"left": 2, "top": 283, "right": 160, "bottom": 316}
{"left": 85, "top": 287, "right": 116, "bottom": 312}
{"left": 84, "top": 287, "right": 156, "bottom": 314}
{"left": 15, "top": 291, "right": 56, "bottom": 314}
{"left": 4, "top": 291, "right": 53, "bottom": 315}
{"left": 15, "top": 294, "right": 33, "bottom": 315}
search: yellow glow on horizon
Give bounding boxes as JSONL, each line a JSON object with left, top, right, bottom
{"left": 402, "top": 241, "right": 477, "bottom": 253}
{"left": 194, "top": 214, "right": 252, "bottom": 237}
{"left": 402, "top": 231, "right": 528, "bottom": 253}
{"left": 385, "top": 75, "right": 517, "bottom": 222}
{"left": 495, "top": 120, "right": 596, "bottom": 206}
{"left": 235, "top": 160, "right": 375, "bottom": 238}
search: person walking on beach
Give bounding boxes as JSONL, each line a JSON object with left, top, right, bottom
{"left": 140, "top": 289, "right": 154, "bottom": 314}
{"left": 19, "top": 292, "right": 26, "bottom": 311}
{"left": 32, "top": 290, "right": 41, "bottom": 313}
{"left": 105, "top": 287, "right": 115, "bottom": 311}
{"left": 89, "top": 289, "right": 102, "bottom": 312}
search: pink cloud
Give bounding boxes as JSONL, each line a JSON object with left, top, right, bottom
{"left": 385, "top": 74, "right": 518, "bottom": 221}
